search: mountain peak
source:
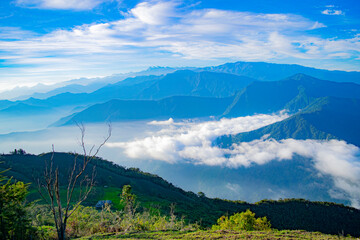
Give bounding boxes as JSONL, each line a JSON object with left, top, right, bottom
{"left": 284, "top": 73, "right": 319, "bottom": 81}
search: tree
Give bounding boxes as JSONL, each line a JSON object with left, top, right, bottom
{"left": 120, "top": 185, "right": 136, "bottom": 216}
{"left": 0, "top": 170, "right": 34, "bottom": 239}
{"left": 197, "top": 192, "right": 206, "bottom": 198}
{"left": 37, "top": 123, "right": 111, "bottom": 240}
{"left": 10, "top": 148, "right": 26, "bottom": 155}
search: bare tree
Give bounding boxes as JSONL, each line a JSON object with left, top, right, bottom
{"left": 37, "top": 123, "right": 111, "bottom": 240}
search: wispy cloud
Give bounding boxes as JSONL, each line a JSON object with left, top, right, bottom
{"left": 130, "top": 1, "right": 179, "bottom": 25}
{"left": 1, "top": 0, "right": 359, "bottom": 88}
{"left": 15, "top": 0, "right": 113, "bottom": 10}
{"left": 107, "top": 115, "right": 360, "bottom": 207}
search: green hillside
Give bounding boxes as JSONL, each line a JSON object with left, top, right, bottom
{"left": 218, "top": 97, "right": 360, "bottom": 147}
{"left": 223, "top": 73, "right": 360, "bottom": 117}
{"left": 1, "top": 152, "right": 360, "bottom": 237}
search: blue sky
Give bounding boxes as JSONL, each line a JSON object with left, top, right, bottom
{"left": 0, "top": 0, "right": 359, "bottom": 90}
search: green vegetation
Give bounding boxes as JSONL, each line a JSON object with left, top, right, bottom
{"left": 0, "top": 170, "right": 36, "bottom": 239}
{"left": 218, "top": 97, "right": 360, "bottom": 147}
{"left": 76, "top": 230, "right": 356, "bottom": 240}
{"left": 23, "top": 185, "right": 198, "bottom": 239}
{"left": 212, "top": 209, "right": 271, "bottom": 231}
{"left": 1, "top": 152, "right": 360, "bottom": 239}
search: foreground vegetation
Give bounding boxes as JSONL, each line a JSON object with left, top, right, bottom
{"left": 1, "top": 151, "right": 360, "bottom": 239}
{"left": 77, "top": 230, "right": 356, "bottom": 240}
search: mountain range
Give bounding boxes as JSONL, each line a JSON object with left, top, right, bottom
{"left": 1, "top": 61, "right": 360, "bottom": 215}
{"left": 52, "top": 73, "right": 360, "bottom": 148}
{"left": 1, "top": 61, "right": 359, "bottom": 147}
{"left": 203, "top": 61, "right": 360, "bottom": 84}
{"left": 57, "top": 96, "right": 233, "bottom": 125}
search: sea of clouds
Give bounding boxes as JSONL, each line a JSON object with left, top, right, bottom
{"left": 107, "top": 113, "right": 360, "bottom": 208}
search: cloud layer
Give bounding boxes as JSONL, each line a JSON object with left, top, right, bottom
{"left": 107, "top": 113, "right": 289, "bottom": 162}
{"left": 107, "top": 114, "right": 360, "bottom": 207}
{"left": 1, "top": 0, "right": 360, "bottom": 89}
{"left": 15, "top": 0, "right": 111, "bottom": 10}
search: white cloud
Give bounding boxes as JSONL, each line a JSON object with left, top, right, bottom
{"left": 321, "top": 9, "right": 344, "bottom": 16}
{"left": 148, "top": 118, "right": 175, "bottom": 125}
{"left": 227, "top": 139, "right": 360, "bottom": 208}
{"left": 107, "top": 113, "right": 289, "bottom": 162}
{"left": 0, "top": 27, "right": 37, "bottom": 40}
{"left": 107, "top": 114, "right": 360, "bottom": 208}
{"left": 131, "top": 1, "right": 178, "bottom": 25}
{"left": 15, "top": 0, "right": 111, "bottom": 10}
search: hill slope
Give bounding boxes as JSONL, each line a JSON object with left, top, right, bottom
{"left": 138, "top": 70, "right": 254, "bottom": 99}
{"left": 1, "top": 152, "right": 360, "bottom": 236}
{"left": 218, "top": 97, "right": 360, "bottom": 147}
{"left": 223, "top": 73, "right": 360, "bottom": 117}
{"left": 58, "top": 96, "right": 233, "bottom": 125}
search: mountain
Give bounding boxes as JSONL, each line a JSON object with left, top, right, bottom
{"left": 0, "top": 102, "right": 51, "bottom": 116}
{"left": 138, "top": 70, "right": 255, "bottom": 99}
{"left": 4, "top": 61, "right": 359, "bottom": 101}
{"left": 1, "top": 152, "right": 360, "bottom": 236}
{"left": 217, "top": 97, "right": 360, "bottom": 147}
{"left": 203, "top": 61, "right": 360, "bottom": 84}
{"left": 48, "top": 70, "right": 254, "bottom": 103}
{"left": 6, "top": 66, "right": 182, "bottom": 101}
{"left": 1, "top": 70, "right": 255, "bottom": 119}
{"left": 55, "top": 73, "right": 360, "bottom": 126}
{"left": 19, "top": 83, "right": 104, "bottom": 100}
{"left": 58, "top": 96, "right": 233, "bottom": 125}
{"left": 0, "top": 100, "right": 16, "bottom": 111}
{"left": 0, "top": 84, "right": 51, "bottom": 101}
{"left": 223, "top": 73, "right": 360, "bottom": 117}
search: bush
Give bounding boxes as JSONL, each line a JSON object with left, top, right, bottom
{"left": 63, "top": 203, "right": 196, "bottom": 238}
{"left": 35, "top": 226, "right": 57, "bottom": 240}
{"left": 0, "top": 173, "right": 37, "bottom": 239}
{"left": 212, "top": 209, "right": 271, "bottom": 231}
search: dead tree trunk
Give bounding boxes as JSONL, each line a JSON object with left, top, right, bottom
{"left": 38, "top": 123, "right": 111, "bottom": 240}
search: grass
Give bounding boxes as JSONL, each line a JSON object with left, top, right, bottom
{"left": 28, "top": 186, "right": 166, "bottom": 211}
{"left": 76, "top": 230, "right": 356, "bottom": 240}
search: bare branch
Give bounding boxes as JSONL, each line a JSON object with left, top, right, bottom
{"left": 39, "top": 123, "right": 111, "bottom": 240}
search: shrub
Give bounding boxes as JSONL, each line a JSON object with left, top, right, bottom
{"left": 212, "top": 209, "right": 271, "bottom": 231}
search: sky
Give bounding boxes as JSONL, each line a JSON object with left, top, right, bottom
{"left": 0, "top": 0, "right": 359, "bottom": 90}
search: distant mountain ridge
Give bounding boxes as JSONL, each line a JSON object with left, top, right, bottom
{"left": 202, "top": 61, "right": 360, "bottom": 84}
{"left": 1, "top": 70, "right": 256, "bottom": 116}
{"left": 2, "top": 60, "right": 360, "bottom": 102}
{"left": 138, "top": 70, "right": 254, "bottom": 99}
{"left": 1, "top": 62, "right": 360, "bottom": 149}
{"left": 223, "top": 73, "right": 360, "bottom": 117}
{"left": 3, "top": 66, "right": 184, "bottom": 100}
{"left": 54, "top": 74, "right": 360, "bottom": 130}
{"left": 57, "top": 96, "right": 234, "bottom": 125}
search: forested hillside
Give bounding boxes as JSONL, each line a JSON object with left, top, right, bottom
{"left": 1, "top": 152, "right": 360, "bottom": 237}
